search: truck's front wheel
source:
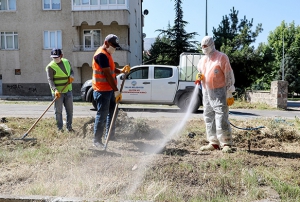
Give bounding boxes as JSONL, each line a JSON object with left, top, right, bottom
{"left": 92, "top": 96, "right": 97, "bottom": 109}
{"left": 177, "top": 92, "right": 201, "bottom": 113}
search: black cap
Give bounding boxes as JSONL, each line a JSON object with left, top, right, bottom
{"left": 50, "top": 48, "right": 62, "bottom": 58}
{"left": 105, "top": 34, "right": 121, "bottom": 48}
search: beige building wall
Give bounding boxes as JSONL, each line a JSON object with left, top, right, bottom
{"left": 0, "top": 0, "right": 143, "bottom": 96}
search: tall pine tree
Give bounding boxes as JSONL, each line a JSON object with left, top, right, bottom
{"left": 144, "top": 0, "right": 198, "bottom": 65}
{"left": 212, "top": 7, "right": 265, "bottom": 90}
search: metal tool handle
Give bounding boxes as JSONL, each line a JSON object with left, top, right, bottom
{"left": 21, "top": 82, "right": 70, "bottom": 139}
{"left": 104, "top": 73, "right": 127, "bottom": 150}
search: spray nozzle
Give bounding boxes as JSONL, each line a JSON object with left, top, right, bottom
{"left": 194, "top": 72, "right": 203, "bottom": 85}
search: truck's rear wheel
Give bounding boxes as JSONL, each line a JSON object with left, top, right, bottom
{"left": 87, "top": 87, "right": 97, "bottom": 109}
{"left": 177, "top": 92, "right": 200, "bottom": 113}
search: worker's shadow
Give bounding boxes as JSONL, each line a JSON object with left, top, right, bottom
{"left": 128, "top": 141, "right": 190, "bottom": 157}
{"left": 88, "top": 148, "right": 122, "bottom": 157}
{"left": 248, "top": 150, "right": 300, "bottom": 159}
{"left": 126, "top": 141, "right": 165, "bottom": 154}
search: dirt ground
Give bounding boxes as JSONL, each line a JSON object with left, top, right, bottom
{"left": 0, "top": 110, "right": 300, "bottom": 201}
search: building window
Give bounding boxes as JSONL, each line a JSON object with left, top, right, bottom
{"left": 43, "top": 30, "right": 62, "bottom": 49}
{"left": 135, "top": 9, "right": 137, "bottom": 26}
{"left": 43, "top": 0, "right": 61, "bottom": 10}
{"left": 1, "top": 32, "right": 18, "bottom": 50}
{"left": 0, "top": 0, "right": 16, "bottom": 11}
{"left": 100, "top": 0, "right": 125, "bottom": 5}
{"left": 73, "top": 0, "right": 98, "bottom": 5}
{"left": 83, "top": 30, "right": 101, "bottom": 50}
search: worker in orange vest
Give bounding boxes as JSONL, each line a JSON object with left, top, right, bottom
{"left": 92, "top": 34, "right": 130, "bottom": 148}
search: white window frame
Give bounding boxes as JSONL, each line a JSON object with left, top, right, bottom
{"left": 0, "top": 32, "right": 18, "bottom": 50}
{"left": 0, "top": 0, "right": 16, "bottom": 11}
{"left": 102, "top": 0, "right": 125, "bottom": 5}
{"left": 73, "top": 0, "right": 98, "bottom": 6}
{"left": 43, "top": 30, "right": 62, "bottom": 49}
{"left": 83, "top": 29, "right": 101, "bottom": 51}
{"left": 43, "top": 0, "right": 61, "bottom": 10}
{"left": 72, "top": 0, "right": 127, "bottom": 10}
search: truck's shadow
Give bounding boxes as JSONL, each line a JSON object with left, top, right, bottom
{"left": 118, "top": 108, "right": 261, "bottom": 117}
{"left": 90, "top": 107, "right": 267, "bottom": 118}
{"left": 229, "top": 110, "right": 260, "bottom": 117}
{"left": 119, "top": 107, "right": 204, "bottom": 114}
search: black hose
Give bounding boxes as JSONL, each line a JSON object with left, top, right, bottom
{"left": 229, "top": 122, "right": 265, "bottom": 131}
{"left": 229, "top": 111, "right": 265, "bottom": 131}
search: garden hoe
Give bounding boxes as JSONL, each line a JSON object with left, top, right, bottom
{"left": 14, "top": 82, "right": 70, "bottom": 141}
{"left": 104, "top": 71, "right": 128, "bottom": 151}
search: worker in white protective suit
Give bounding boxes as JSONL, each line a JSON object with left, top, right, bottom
{"left": 196, "top": 36, "right": 235, "bottom": 153}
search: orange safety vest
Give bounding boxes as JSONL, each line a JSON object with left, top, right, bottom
{"left": 92, "top": 47, "right": 117, "bottom": 92}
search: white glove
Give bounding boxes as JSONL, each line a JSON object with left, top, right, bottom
{"left": 114, "top": 90, "right": 122, "bottom": 103}
{"left": 114, "top": 91, "right": 120, "bottom": 98}
{"left": 227, "top": 91, "right": 233, "bottom": 98}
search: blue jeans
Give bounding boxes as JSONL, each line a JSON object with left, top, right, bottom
{"left": 93, "top": 90, "right": 116, "bottom": 143}
{"left": 53, "top": 91, "right": 73, "bottom": 130}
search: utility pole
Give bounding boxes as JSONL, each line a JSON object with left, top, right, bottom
{"left": 282, "top": 30, "right": 284, "bottom": 81}
{"left": 205, "top": 0, "right": 208, "bottom": 36}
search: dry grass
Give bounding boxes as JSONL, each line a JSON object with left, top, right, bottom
{"left": 1, "top": 110, "right": 300, "bottom": 201}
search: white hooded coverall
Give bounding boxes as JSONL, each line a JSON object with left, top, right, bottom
{"left": 197, "top": 36, "right": 235, "bottom": 147}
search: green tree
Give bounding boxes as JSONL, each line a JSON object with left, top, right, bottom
{"left": 212, "top": 7, "right": 266, "bottom": 90}
{"left": 144, "top": 0, "right": 198, "bottom": 65}
{"left": 276, "top": 55, "right": 300, "bottom": 96}
{"left": 267, "top": 21, "right": 300, "bottom": 94}
{"left": 251, "top": 44, "right": 277, "bottom": 90}
{"left": 143, "top": 34, "right": 171, "bottom": 65}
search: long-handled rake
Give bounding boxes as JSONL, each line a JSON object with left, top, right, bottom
{"left": 14, "top": 82, "right": 70, "bottom": 141}
{"left": 103, "top": 73, "right": 127, "bottom": 150}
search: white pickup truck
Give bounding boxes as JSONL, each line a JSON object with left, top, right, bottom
{"left": 80, "top": 53, "right": 203, "bottom": 112}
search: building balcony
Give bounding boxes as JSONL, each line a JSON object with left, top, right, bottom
{"left": 72, "top": 44, "right": 130, "bottom": 67}
{"left": 71, "top": 9, "right": 129, "bottom": 26}
{"left": 72, "top": 1, "right": 129, "bottom": 11}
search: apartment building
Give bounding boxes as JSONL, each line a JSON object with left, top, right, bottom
{"left": 0, "top": 0, "right": 143, "bottom": 96}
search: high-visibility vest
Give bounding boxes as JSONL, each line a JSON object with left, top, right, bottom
{"left": 45, "top": 58, "right": 72, "bottom": 93}
{"left": 92, "top": 47, "right": 116, "bottom": 92}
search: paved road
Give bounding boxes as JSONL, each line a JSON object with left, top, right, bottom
{"left": 0, "top": 101, "right": 299, "bottom": 120}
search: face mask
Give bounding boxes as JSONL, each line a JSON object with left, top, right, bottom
{"left": 202, "top": 46, "right": 213, "bottom": 55}
{"left": 53, "top": 57, "right": 61, "bottom": 63}
{"left": 107, "top": 46, "right": 116, "bottom": 54}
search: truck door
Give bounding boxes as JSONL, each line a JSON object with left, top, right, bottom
{"left": 121, "top": 66, "right": 151, "bottom": 102}
{"left": 151, "top": 66, "right": 177, "bottom": 102}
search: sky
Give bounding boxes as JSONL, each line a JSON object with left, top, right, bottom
{"left": 142, "top": 0, "right": 300, "bottom": 50}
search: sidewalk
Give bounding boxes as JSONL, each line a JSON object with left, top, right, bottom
{"left": 0, "top": 95, "right": 82, "bottom": 101}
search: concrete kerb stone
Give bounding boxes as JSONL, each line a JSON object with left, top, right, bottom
{"left": 0, "top": 194, "right": 98, "bottom": 202}
{"left": 0, "top": 96, "right": 82, "bottom": 101}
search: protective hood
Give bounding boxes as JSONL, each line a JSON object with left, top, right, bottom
{"left": 201, "top": 36, "right": 216, "bottom": 55}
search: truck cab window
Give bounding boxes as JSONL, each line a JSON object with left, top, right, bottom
{"left": 154, "top": 67, "right": 173, "bottom": 79}
{"left": 127, "top": 67, "right": 149, "bottom": 79}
